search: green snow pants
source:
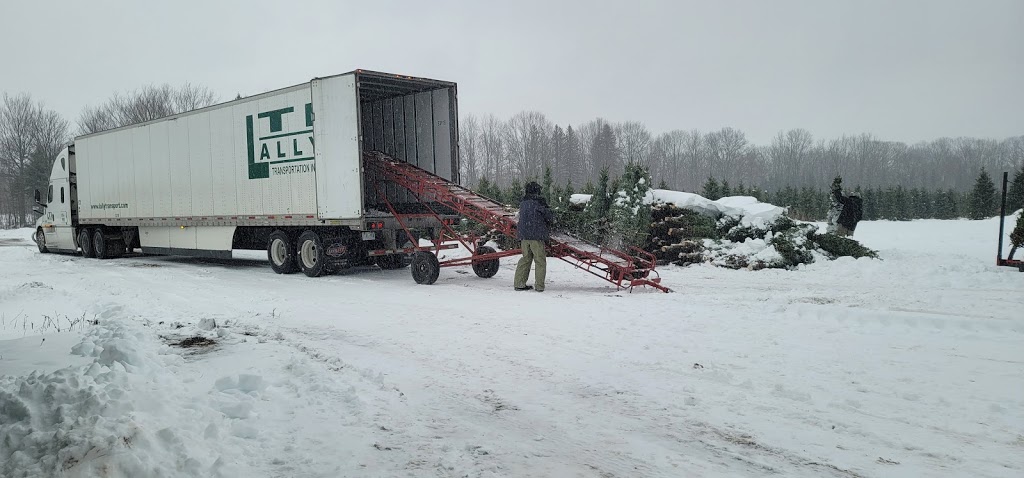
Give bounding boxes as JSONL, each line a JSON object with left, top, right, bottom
{"left": 514, "top": 240, "right": 547, "bottom": 291}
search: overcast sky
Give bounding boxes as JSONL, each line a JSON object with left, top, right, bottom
{"left": 2, "top": 0, "right": 1021, "bottom": 144}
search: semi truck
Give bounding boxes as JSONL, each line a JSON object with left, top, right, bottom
{"left": 32, "top": 70, "right": 460, "bottom": 277}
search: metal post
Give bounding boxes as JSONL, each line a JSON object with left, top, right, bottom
{"left": 997, "top": 171, "right": 1008, "bottom": 265}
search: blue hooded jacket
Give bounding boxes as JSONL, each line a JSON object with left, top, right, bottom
{"left": 517, "top": 192, "right": 553, "bottom": 241}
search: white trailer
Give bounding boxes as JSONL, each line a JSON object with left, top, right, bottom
{"left": 32, "top": 70, "right": 460, "bottom": 276}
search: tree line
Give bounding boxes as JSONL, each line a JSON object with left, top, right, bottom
{"left": 459, "top": 113, "right": 1023, "bottom": 193}
{"left": 473, "top": 163, "right": 1024, "bottom": 223}
{"left": 0, "top": 85, "right": 216, "bottom": 228}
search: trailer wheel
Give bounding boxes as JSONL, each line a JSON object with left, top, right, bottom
{"left": 471, "top": 246, "right": 500, "bottom": 278}
{"left": 93, "top": 230, "right": 111, "bottom": 259}
{"left": 79, "top": 229, "right": 95, "bottom": 258}
{"left": 36, "top": 228, "right": 49, "bottom": 253}
{"left": 410, "top": 251, "right": 440, "bottom": 285}
{"left": 297, "top": 230, "right": 331, "bottom": 277}
{"left": 268, "top": 230, "right": 299, "bottom": 274}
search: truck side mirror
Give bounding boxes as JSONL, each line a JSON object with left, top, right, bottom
{"left": 34, "top": 189, "right": 41, "bottom": 204}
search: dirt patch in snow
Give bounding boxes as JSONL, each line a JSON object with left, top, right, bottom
{"left": 172, "top": 336, "right": 217, "bottom": 348}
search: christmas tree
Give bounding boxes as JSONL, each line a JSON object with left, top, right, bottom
{"left": 969, "top": 168, "right": 996, "bottom": 220}
{"left": 608, "top": 163, "right": 653, "bottom": 248}
{"left": 1007, "top": 166, "right": 1024, "bottom": 213}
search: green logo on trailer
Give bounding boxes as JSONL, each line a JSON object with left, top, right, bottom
{"left": 246, "top": 104, "right": 315, "bottom": 179}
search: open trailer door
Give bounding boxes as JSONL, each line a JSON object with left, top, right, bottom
{"left": 311, "top": 74, "right": 364, "bottom": 221}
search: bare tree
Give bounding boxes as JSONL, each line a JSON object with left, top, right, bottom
{"left": 459, "top": 114, "right": 481, "bottom": 187}
{"left": 480, "top": 114, "right": 504, "bottom": 185}
{"left": 704, "top": 127, "right": 748, "bottom": 183}
{"left": 0, "top": 93, "right": 70, "bottom": 227}
{"left": 174, "top": 82, "right": 218, "bottom": 112}
{"left": 615, "top": 121, "right": 651, "bottom": 166}
{"left": 77, "top": 83, "right": 218, "bottom": 134}
{"left": 503, "top": 111, "right": 550, "bottom": 180}
{"left": 0, "top": 94, "right": 40, "bottom": 226}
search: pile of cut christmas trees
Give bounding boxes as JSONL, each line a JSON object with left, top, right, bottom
{"left": 644, "top": 177, "right": 877, "bottom": 270}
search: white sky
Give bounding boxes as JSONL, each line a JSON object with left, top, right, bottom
{"left": 1, "top": 0, "right": 1021, "bottom": 144}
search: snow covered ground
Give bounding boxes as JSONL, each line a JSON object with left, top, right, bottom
{"left": 1, "top": 217, "right": 1022, "bottom": 478}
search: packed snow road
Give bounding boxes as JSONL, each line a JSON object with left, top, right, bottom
{"left": 1, "top": 218, "right": 1022, "bottom": 477}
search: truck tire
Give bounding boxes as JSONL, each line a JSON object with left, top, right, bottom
{"left": 36, "top": 229, "right": 49, "bottom": 253}
{"left": 268, "top": 230, "right": 299, "bottom": 274}
{"left": 93, "top": 229, "right": 122, "bottom": 259}
{"left": 79, "top": 229, "right": 96, "bottom": 258}
{"left": 297, "top": 230, "right": 331, "bottom": 277}
{"left": 471, "top": 246, "right": 500, "bottom": 279}
{"left": 410, "top": 251, "right": 440, "bottom": 285}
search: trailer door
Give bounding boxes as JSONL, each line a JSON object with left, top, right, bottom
{"left": 312, "top": 75, "right": 363, "bottom": 220}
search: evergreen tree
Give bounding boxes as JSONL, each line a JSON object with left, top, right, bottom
{"left": 736, "top": 182, "right": 746, "bottom": 197}
{"left": 702, "top": 177, "right": 720, "bottom": 200}
{"left": 969, "top": 168, "right": 997, "bottom": 220}
{"left": 608, "top": 163, "right": 653, "bottom": 248}
{"left": 862, "top": 188, "right": 878, "bottom": 220}
{"left": 476, "top": 176, "right": 494, "bottom": 198}
{"left": 551, "top": 183, "right": 565, "bottom": 209}
{"left": 720, "top": 180, "right": 732, "bottom": 198}
{"left": 542, "top": 166, "right": 554, "bottom": 203}
{"left": 507, "top": 179, "right": 524, "bottom": 205}
{"left": 584, "top": 168, "right": 613, "bottom": 243}
{"left": 658, "top": 179, "right": 669, "bottom": 190}
{"left": 550, "top": 125, "right": 566, "bottom": 183}
{"left": 892, "top": 185, "right": 910, "bottom": 221}
{"left": 798, "top": 186, "right": 816, "bottom": 220}
{"left": 582, "top": 180, "right": 595, "bottom": 195}
{"left": 1007, "top": 165, "right": 1024, "bottom": 213}
{"left": 563, "top": 181, "right": 576, "bottom": 207}
{"left": 565, "top": 125, "right": 582, "bottom": 186}
{"left": 589, "top": 168, "right": 612, "bottom": 219}
{"left": 934, "top": 188, "right": 958, "bottom": 219}
{"left": 591, "top": 124, "right": 619, "bottom": 175}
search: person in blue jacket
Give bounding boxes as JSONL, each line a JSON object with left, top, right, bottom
{"left": 514, "top": 181, "right": 553, "bottom": 292}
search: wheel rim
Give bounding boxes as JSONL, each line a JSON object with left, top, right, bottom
{"left": 271, "top": 238, "right": 288, "bottom": 266}
{"left": 37, "top": 231, "right": 45, "bottom": 246}
{"left": 300, "top": 240, "right": 317, "bottom": 269}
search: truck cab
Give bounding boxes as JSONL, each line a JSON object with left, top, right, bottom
{"left": 34, "top": 145, "right": 77, "bottom": 253}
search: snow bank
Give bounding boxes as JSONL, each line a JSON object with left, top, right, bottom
{"left": 0, "top": 318, "right": 254, "bottom": 477}
{"left": 572, "top": 190, "right": 785, "bottom": 225}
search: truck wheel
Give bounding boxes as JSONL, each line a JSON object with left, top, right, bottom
{"left": 376, "top": 254, "right": 409, "bottom": 270}
{"left": 410, "top": 251, "right": 440, "bottom": 285}
{"left": 297, "top": 230, "right": 331, "bottom": 277}
{"left": 93, "top": 229, "right": 120, "bottom": 259}
{"left": 471, "top": 246, "right": 500, "bottom": 278}
{"left": 36, "top": 229, "right": 49, "bottom": 253}
{"left": 79, "top": 229, "right": 96, "bottom": 258}
{"left": 268, "top": 230, "right": 299, "bottom": 274}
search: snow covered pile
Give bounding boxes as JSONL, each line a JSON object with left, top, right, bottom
{"left": 571, "top": 190, "right": 786, "bottom": 225}
{"left": 642, "top": 192, "right": 875, "bottom": 270}
{"left": 572, "top": 188, "right": 870, "bottom": 269}
{"left": 0, "top": 318, "right": 254, "bottom": 478}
